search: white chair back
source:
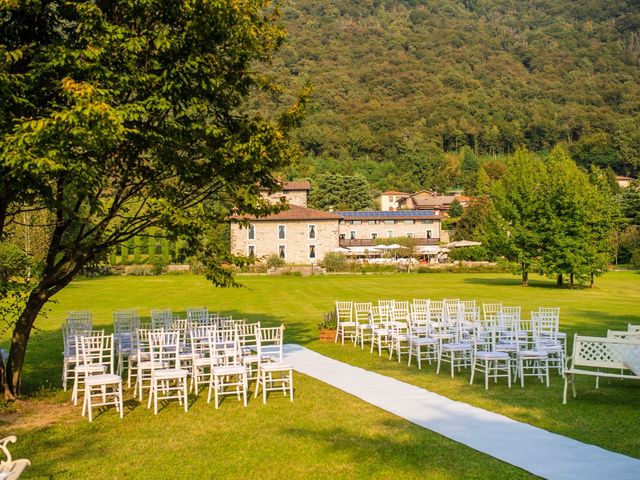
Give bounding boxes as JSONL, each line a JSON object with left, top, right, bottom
{"left": 257, "top": 325, "right": 284, "bottom": 363}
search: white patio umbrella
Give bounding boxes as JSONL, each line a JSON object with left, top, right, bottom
{"left": 446, "top": 240, "right": 482, "bottom": 248}
{"left": 346, "top": 246, "right": 382, "bottom": 255}
{"left": 375, "top": 243, "right": 402, "bottom": 250}
{"left": 330, "top": 247, "right": 351, "bottom": 253}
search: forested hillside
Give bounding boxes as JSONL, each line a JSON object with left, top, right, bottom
{"left": 264, "top": 0, "right": 640, "bottom": 190}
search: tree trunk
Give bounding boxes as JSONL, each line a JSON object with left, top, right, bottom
{"left": 556, "top": 274, "right": 563, "bottom": 287}
{"left": 590, "top": 272, "right": 594, "bottom": 288}
{"left": 522, "top": 270, "right": 528, "bottom": 286}
{"left": 3, "top": 288, "right": 50, "bottom": 398}
{"left": 570, "top": 273, "right": 574, "bottom": 289}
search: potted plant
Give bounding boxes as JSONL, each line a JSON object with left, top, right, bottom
{"left": 318, "top": 311, "right": 337, "bottom": 342}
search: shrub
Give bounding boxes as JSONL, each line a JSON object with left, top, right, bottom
{"left": 280, "top": 270, "right": 302, "bottom": 276}
{"left": 0, "top": 243, "right": 31, "bottom": 282}
{"left": 320, "top": 252, "right": 349, "bottom": 272}
{"left": 125, "top": 265, "right": 153, "bottom": 276}
{"left": 318, "top": 311, "right": 337, "bottom": 330}
{"left": 151, "top": 258, "right": 168, "bottom": 275}
{"left": 448, "top": 246, "right": 491, "bottom": 262}
{"left": 265, "top": 254, "right": 285, "bottom": 269}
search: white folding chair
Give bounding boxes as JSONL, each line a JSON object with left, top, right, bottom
{"left": 62, "top": 323, "right": 91, "bottom": 391}
{"left": 370, "top": 305, "right": 391, "bottom": 356}
{"left": 80, "top": 334, "right": 123, "bottom": 422}
{"left": 254, "top": 325, "right": 293, "bottom": 404}
{"left": 151, "top": 309, "right": 173, "bottom": 329}
{"left": 407, "top": 312, "right": 439, "bottom": 369}
{"left": 71, "top": 330, "right": 107, "bottom": 405}
{"left": 470, "top": 324, "right": 512, "bottom": 389}
{"left": 147, "top": 331, "right": 189, "bottom": 414}
{"left": 354, "top": 302, "right": 374, "bottom": 348}
{"left": 334, "top": 301, "right": 356, "bottom": 344}
{"left": 208, "top": 328, "right": 248, "bottom": 408}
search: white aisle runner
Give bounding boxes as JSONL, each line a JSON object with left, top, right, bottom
{"left": 283, "top": 344, "right": 640, "bottom": 480}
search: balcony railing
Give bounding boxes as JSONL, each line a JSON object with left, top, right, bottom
{"left": 339, "top": 238, "right": 440, "bottom": 247}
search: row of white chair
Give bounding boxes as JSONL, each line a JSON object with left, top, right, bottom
{"left": 66, "top": 323, "right": 293, "bottom": 421}
{"left": 334, "top": 300, "right": 565, "bottom": 389}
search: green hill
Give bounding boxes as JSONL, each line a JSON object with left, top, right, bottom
{"left": 265, "top": 0, "right": 640, "bottom": 186}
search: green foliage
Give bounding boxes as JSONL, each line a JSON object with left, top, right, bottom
{"left": 0, "top": 0, "right": 305, "bottom": 395}
{"left": 451, "top": 196, "right": 493, "bottom": 242}
{"left": 309, "top": 173, "right": 374, "bottom": 211}
{"left": 448, "top": 199, "right": 464, "bottom": 218}
{"left": 0, "top": 243, "right": 31, "bottom": 283}
{"left": 272, "top": 0, "right": 640, "bottom": 179}
{"left": 265, "top": 254, "right": 286, "bottom": 269}
{"left": 448, "top": 246, "right": 491, "bottom": 262}
{"left": 489, "top": 146, "right": 621, "bottom": 286}
{"left": 320, "top": 252, "right": 349, "bottom": 272}
{"left": 621, "top": 182, "right": 640, "bottom": 226}
{"left": 318, "top": 311, "right": 337, "bottom": 330}
{"left": 151, "top": 257, "right": 168, "bottom": 276}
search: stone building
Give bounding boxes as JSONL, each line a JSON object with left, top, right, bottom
{"left": 336, "top": 210, "right": 442, "bottom": 247}
{"left": 230, "top": 205, "right": 340, "bottom": 263}
{"left": 375, "top": 191, "right": 410, "bottom": 211}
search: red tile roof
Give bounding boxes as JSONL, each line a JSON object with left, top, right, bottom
{"left": 281, "top": 180, "right": 311, "bottom": 191}
{"left": 234, "top": 204, "right": 340, "bottom": 221}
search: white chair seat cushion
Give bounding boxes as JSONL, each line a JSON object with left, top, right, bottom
{"left": 358, "top": 324, "right": 374, "bottom": 330}
{"left": 192, "top": 357, "right": 212, "bottom": 367}
{"left": 242, "top": 355, "right": 261, "bottom": 365}
{"left": 85, "top": 373, "right": 121, "bottom": 386}
{"left": 259, "top": 362, "right": 293, "bottom": 372}
{"left": 75, "top": 364, "right": 106, "bottom": 374}
{"left": 339, "top": 322, "right": 357, "bottom": 327}
{"left": 374, "top": 329, "right": 389, "bottom": 335}
{"left": 152, "top": 368, "right": 188, "bottom": 379}
{"left": 539, "top": 343, "right": 563, "bottom": 353}
{"left": 624, "top": 346, "right": 640, "bottom": 375}
{"left": 212, "top": 365, "right": 245, "bottom": 376}
{"left": 128, "top": 353, "right": 151, "bottom": 362}
{"left": 476, "top": 351, "right": 510, "bottom": 360}
{"left": 442, "top": 342, "right": 472, "bottom": 351}
{"left": 411, "top": 337, "right": 439, "bottom": 345}
{"left": 517, "top": 350, "right": 548, "bottom": 359}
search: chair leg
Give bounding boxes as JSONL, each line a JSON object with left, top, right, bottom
{"left": 118, "top": 381, "right": 124, "bottom": 419}
{"left": 289, "top": 370, "right": 294, "bottom": 402}
{"left": 183, "top": 377, "right": 188, "bottom": 412}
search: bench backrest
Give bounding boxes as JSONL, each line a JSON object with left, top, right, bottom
{"left": 571, "top": 334, "right": 639, "bottom": 370}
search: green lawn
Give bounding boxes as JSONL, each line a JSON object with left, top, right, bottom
{"left": 3, "top": 271, "right": 640, "bottom": 478}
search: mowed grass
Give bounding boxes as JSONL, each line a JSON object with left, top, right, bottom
{"left": 3, "top": 271, "right": 640, "bottom": 478}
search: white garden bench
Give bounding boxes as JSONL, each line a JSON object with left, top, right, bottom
{"left": 0, "top": 436, "right": 30, "bottom": 479}
{"left": 563, "top": 334, "right": 640, "bottom": 404}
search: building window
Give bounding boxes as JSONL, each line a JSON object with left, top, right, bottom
{"left": 308, "top": 224, "right": 316, "bottom": 239}
{"left": 426, "top": 230, "right": 432, "bottom": 239}
{"left": 384, "top": 220, "right": 395, "bottom": 225}
{"left": 350, "top": 231, "right": 356, "bottom": 240}
{"left": 371, "top": 233, "right": 378, "bottom": 239}
{"left": 350, "top": 220, "right": 362, "bottom": 225}
{"left": 368, "top": 220, "right": 378, "bottom": 224}
{"left": 407, "top": 233, "right": 413, "bottom": 238}
{"left": 403, "top": 220, "right": 415, "bottom": 224}
{"left": 339, "top": 233, "right": 345, "bottom": 240}
{"left": 278, "top": 245, "right": 286, "bottom": 259}
{"left": 248, "top": 245, "right": 255, "bottom": 257}
{"left": 248, "top": 224, "right": 255, "bottom": 240}
{"left": 278, "top": 225, "right": 285, "bottom": 240}
{"left": 421, "top": 219, "right": 434, "bottom": 224}
{"left": 387, "top": 230, "right": 393, "bottom": 238}
{"left": 309, "top": 245, "right": 316, "bottom": 260}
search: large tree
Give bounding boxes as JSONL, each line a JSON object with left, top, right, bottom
{"left": 488, "top": 148, "right": 547, "bottom": 286}
{"left": 0, "top": 0, "right": 305, "bottom": 398}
